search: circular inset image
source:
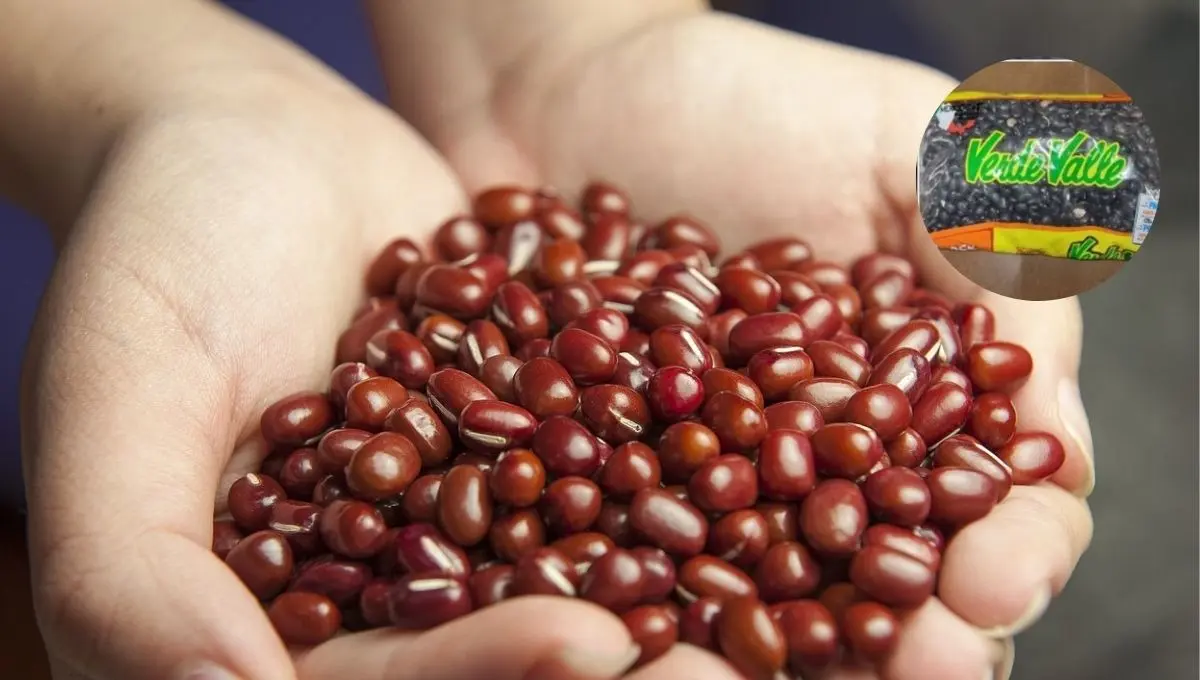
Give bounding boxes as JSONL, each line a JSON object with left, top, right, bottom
{"left": 917, "top": 58, "right": 1160, "bottom": 301}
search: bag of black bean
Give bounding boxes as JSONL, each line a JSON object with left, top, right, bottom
{"left": 918, "top": 91, "right": 1159, "bottom": 261}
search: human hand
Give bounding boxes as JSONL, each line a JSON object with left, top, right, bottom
{"left": 17, "top": 6, "right": 647, "bottom": 680}
{"left": 379, "top": 8, "right": 1095, "bottom": 679}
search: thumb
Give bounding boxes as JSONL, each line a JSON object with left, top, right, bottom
{"left": 22, "top": 264, "right": 295, "bottom": 680}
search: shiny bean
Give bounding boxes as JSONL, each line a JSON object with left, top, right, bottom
{"left": 654, "top": 262, "right": 721, "bottom": 315}
{"left": 811, "top": 423, "right": 884, "bottom": 479}
{"left": 649, "top": 323, "right": 712, "bottom": 374}
{"left": 228, "top": 473, "right": 287, "bottom": 532}
{"left": 915, "top": 306, "right": 964, "bottom": 367}
{"left": 997, "top": 431, "right": 1067, "bottom": 484}
{"left": 226, "top": 530, "right": 294, "bottom": 599}
{"left": 415, "top": 314, "right": 466, "bottom": 364}
{"left": 337, "top": 298, "right": 406, "bottom": 364}
{"left": 622, "top": 604, "right": 679, "bottom": 668}
{"left": 437, "top": 465, "right": 493, "bottom": 547}
{"left": 488, "top": 508, "right": 547, "bottom": 563}
{"left": 862, "top": 524, "right": 941, "bottom": 571}
{"left": 843, "top": 383, "right": 912, "bottom": 441}
{"left": 933, "top": 434, "right": 1013, "bottom": 501}
{"left": 551, "top": 532, "right": 615, "bottom": 570}
{"left": 799, "top": 479, "right": 868, "bottom": 556}
{"left": 806, "top": 340, "right": 872, "bottom": 386}
{"left": 268, "top": 592, "right": 341, "bottom": 646}
{"left": 580, "top": 548, "right": 645, "bottom": 612}
{"left": 458, "top": 400, "right": 537, "bottom": 455}
{"left": 632, "top": 287, "right": 709, "bottom": 335}
{"left": 716, "top": 267, "right": 782, "bottom": 314}
{"left": 747, "top": 348, "right": 815, "bottom": 402}
{"left": 925, "top": 467, "right": 997, "bottom": 526}
{"left": 383, "top": 397, "right": 453, "bottom": 467}
{"left": 261, "top": 391, "right": 335, "bottom": 446}
{"left": 612, "top": 351, "right": 656, "bottom": 393}
{"left": 512, "top": 547, "right": 580, "bottom": 596}
{"left": 319, "top": 500, "right": 388, "bottom": 559}
{"left": 645, "top": 366, "right": 705, "bottom": 422}
{"left": 793, "top": 295, "right": 843, "bottom": 343}
{"left": 289, "top": 557, "right": 370, "bottom": 607}
{"left": 474, "top": 186, "right": 535, "bottom": 229}
{"left": 728, "top": 312, "right": 808, "bottom": 365}
{"left": 328, "top": 362, "right": 379, "bottom": 409}
{"left": 630, "top": 488, "right": 708, "bottom": 557}
{"left": 268, "top": 500, "right": 323, "bottom": 556}
{"left": 840, "top": 601, "right": 898, "bottom": 662}
{"left": 953, "top": 303, "right": 995, "bottom": 349}
{"left": 512, "top": 357, "right": 579, "bottom": 419}
{"left": 756, "top": 429, "right": 817, "bottom": 500}
{"left": 488, "top": 448, "right": 545, "bottom": 507}
{"left": 490, "top": 280, "right": 549, "bottom": 346}
{"left": 680, "top": 597, "right": 723, "bottom": 650}
{"left": 540, "top": 476, "right": 602, "bottom": 535}
{"left": 345, "top": 432, "right": 421, "bottom": 501}
{"left": 433, "top": 216, "right": 490, "bottom": 262}
{"left": 688, "top": 454, "right": 759, "bottom": 512}
{"left": 966, "top": 341, "right": 1033, "bottom": 391}
{"left": 345, "top": 376, "right": 410, "bottom": 431}
{"left": 747, "top": 237, "right": 811, "bottom": 271}
{"left": 550, "top": 327, "right": 617, "bottom": 385}
{"left": 469, "top": 564, "right": 515, "bottom": 608}
{"left": 911, "top": 382, "right": 972, "bottom": 446}
{"left": 862, "top": 467, "right": 932, "bottom": 526}
{"left": 365, "top": 238, "right": 423, "bottom": 296}
{"left": 850, "top": 253, "right": 915, "bottom": 288}
{"left": 597, "top": 441, "right": 661, "bottom": 499}
{"left": 702, "top": 367, "right": 765, "bottom": 407}
{"left": 885, "top": 428, "right": 927, "bottom": 468}
{"left": 860, "top": 307, "right": 917, "bottom": 347}
{"left": 565, "top": 308, "right": 630, "bottom": 349}
{"left": 707, "top": 510, "right": 771, "bottom": 568}
{"left": 858, "top": 270, "right": 914, "bottom": 309}
{"left": 678, "top": 554, "right": 758, "bottom": 601}
{"left": 787, "top": 377, "right": 859, "bottom": 423}
{"left": 532, "top": 416, "right": 602, "bottom": 478}
{"left": 415, "top": 264, "right": 495, "bottom": 320}
{"left": 867, "top": 348, "right": 931, "bottom": 404}
{"left": 763, "top": 401, "right": 824, "bottom": 437}
{"left": 278, "top": 448, "right": 323, "bottom": 500}
{"left": 701, "top": 392, "right": 768, "bottom": 451}
{"left": 212, "top": 521, "right": 243, "bottom": 560}
{"left": 716, "top": 596, "right": 787, "bottom": 680}
{"left": 387, "top": 572, "right": 473, "bottom": 629}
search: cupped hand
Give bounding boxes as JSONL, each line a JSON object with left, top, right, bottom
{"left": 423, "top": 11, "right": 1095, "bottom": 679}
{"left": 19, "top": 30, "right": 639, "bottom": 680}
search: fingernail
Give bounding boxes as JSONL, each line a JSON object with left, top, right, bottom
{"left": 980, "top": 584, "right": 1050, "bottom": 638}
{"left": 988, "top": 637, "right": 1016, "bottom": 680}
{"left": 1057, "top": 378, "right": 1095, "bottom": 497}
{"left": 557, "top": 643, "right": 642, "bottom": 677}
{"left": 178, "top": 663, "right": 240, "bottom": 680}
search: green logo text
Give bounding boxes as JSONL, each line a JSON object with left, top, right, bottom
{"left": 1066, "top": 235, "right": 1134, "bottom": 261}
{"left": 964, "top": 131, "right": 1127, "bottom": 189}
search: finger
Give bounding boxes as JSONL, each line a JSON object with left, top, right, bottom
{"left": 294, "top": 597, "right": 637, "bottom": 680}
{"left": 623, "top": 644, "right": 741, "bottom": 680}
{"left": 936, "top": 484, "right": 1093, "bottom": 637}
{"left": 24, "top": 310, "right": 296, "bottom": 680}
{"left": 879, "top": 598, "right": 1000, "bottom": 680}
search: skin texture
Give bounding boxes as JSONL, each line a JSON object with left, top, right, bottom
{"left": 7, "top": 1, "right": 1093, "bottom": 679}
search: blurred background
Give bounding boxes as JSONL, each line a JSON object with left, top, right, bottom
{"left": 1, "top": 1, "right": 1196, "bottom": 678}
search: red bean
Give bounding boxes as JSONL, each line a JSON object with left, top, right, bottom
{"left": 840, "top": 601, "right": 898, "bottom": 662}
{"left": 755, "top": 541, "right": 822, "bottom": 602}
{"left": 688, "top": 454, "right": 759, "bottom": 512}
{"left": 716, "top": 596, "right": 787, "bottom": 680}
{"left": 390, "top": 522, "right": 470, "bottom": 576}
{"left": 551, "top": 532, "right": 614, "bottom": 570}
{"left": 537, "top": 205, "right": 587, "bottom": 241}
{"left": 680, "top": 597, "right": 724, "bottom": 650}
{"left": 320, "top": 500, "right": 389, "bottom": 559}
{"left": 777, "top": 599, "right": 840, "bottom": 670}
{"left": 346, "top": 432, "right": 421, "bottom": 501}
{"left": 756, "top": 429, "right": 817, "bottom": 500}
{"left": 863, "top": 524, "right": 941, "bottom": 571}
{"left": 289, "top": 557, "right": 370, "bottom": 607}
{"left": 860, "top": 307, "right": 917, "bottom": 347}
{"left": 226, "top": 530, "right": 294, "bottom": 599}
{"left": 793, "top": 294, "right": 844, "bottom": 343}
{"left": 862, "top": 467, "right": 931, "bottom": 527}
{"left": 622, "top": 604, "right": 679, "bottom": 668}
{"left": 911, "top": 382, "right": 973, "bottom": 446}
{"left": 926, "top": 468, "right": 997, "bottom": 526}
{"left": 268, "top": 591, "right": 341, "bottom": 646}
{"left": 579, "top": 549, "right": 645, "bottom": 613}
{"left": 966, "top": 341, "right": 1034, "bottom": 391}
{"left": 716, "top": 267, "right": 782, "bottom": 314}
{"left": 366, "top": 238, "right": 423, "bottom": 296}
{"left": 630, "top": 488, "right": 708, "bottom": 557}
{"left": 756, "top": 503, "right": 799, "bottom": 546}
{"left": 414, "top": 313, "right": 465, "bottom": 364}
{"left": 886, "top": 427, "right": 928, "bottom": 468}
{"left": 512, "top": 547, "right": 579, "bottom": 597}
{"left": 915, "top": 306, "right": 964, "bottom": 367}
{"left": 843, "top": 384, "right": 912, "bottom": 442}
{"left": 415, "top": 264, "right": 495, "bottom": 320}
{"left": 212, "top": 520, "right": 243, "bottom": 560}
{"left": 678, "top": 554, "right": 758, "bottom": 601}
{"left": 654, "top": 262, "right": 721, "bottom": 315}
{"left": 532, "top": 416, "right": 603, "bottom": 478}
{"left": 261, "top": 391, "right": 334, "bottom": 446}
{"left": 338, "top": 298, "right": 406, "bottom": 364}
{"left": 747, "top": 237, "right": 812, "bottom": 271}
{"left": 702, "top": 367, "right": 765, "bottom": 407}
{"left": 966, "top": 392, "right": 1017, "bottom": 449}
{"left": 728, "top": 312, "right": 808, "bottom": 365}
{"left": 436, "top": 465, "right": 493, "bottom": 547}
{"left": 851, "top": 253, "right": 915, "bottom": 288}
{"left": 469, "top": 564, "right": 515, "bottom": 608}
{"left": 457, "top": 400, "right": 537, "bottom": 455}
{"left": 645, "top": 365, "right": 705, "bottom": 422}
{"left": 278, "top": 448, "right": 323, "bottom": 500}
{"left": 633, "top": 287, "right": 709, "bottom": 335}
{"left": 799, "top": 479, "right": 868, "bottom": 556}
{"left": 747, "top": 348, "right": 815, "bottom": 402}
{"left": 540, "top": 477, "right": 602, "bottom": 535}
{"left": 806, "top": 339, "right": 872, "bottom": 386}
{"left": 229, "top": 473, "right": 287, "bottom": 532}
{"left": 268, "top": 500, "right": 323, "bottom": 556}
{"left": 787, "top": 377, "right": 859, "bottom": 423}
{"left": 932, "top": 434, "right": 1013, "bottom": 501}
{"left": 707, "top": 510, "right": 771, "bottom": 568}
{"left": 871, "top": 320, "right": 941, "bottom": 365}
{"left": 953, "top": 303, "right": 995, "bottom": 349}
{"left": 388, "top": 572, "right": 474, "bottom": 630}
{"left": 658, "top": 421, "right": 721, "bottom": 483}
{"left": 400, "top": 474, "right": 443, "bottom": 524}
{"left": 512, "top": 357, "right": 579, "bottom": 419}
{"left": 701, "top": 392, "right": 768, "bottom": 451}
{"left": 763, "top": 401, "right": 824, "bottom": 437}
{"left": 489, "top": 508, "right": 547, "bottom": 563}
{"left": 384, "top": 397, "right": 453, "bottom": 467}
{"left": 811, "top": 423, "right": 884, "bottom": 479}
{"left": 997, "top": 431, "right": 1066, "bottom": 484}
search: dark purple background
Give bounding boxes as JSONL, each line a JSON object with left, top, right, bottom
{"left": 0, "top": 3, "right": 940, "bottom": 507}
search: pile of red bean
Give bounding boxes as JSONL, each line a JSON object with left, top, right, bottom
{"left": 215, "top": 181, "right": 1066, "bottom": 679}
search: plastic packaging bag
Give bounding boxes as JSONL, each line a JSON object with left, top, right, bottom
{"left": 918, "top": 89, "right": 1160, "bottom": 261}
